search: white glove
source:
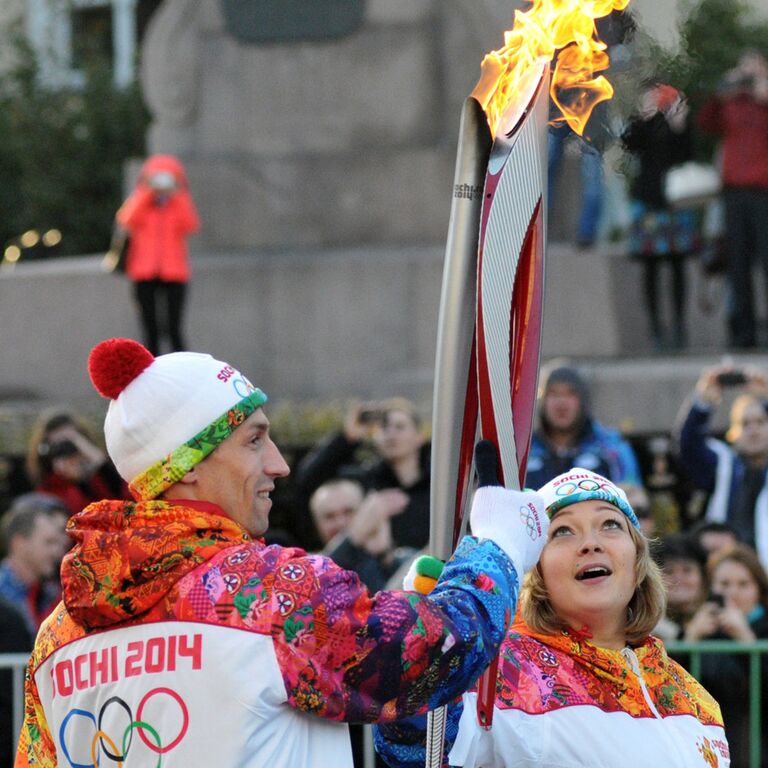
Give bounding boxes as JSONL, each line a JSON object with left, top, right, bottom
{"left": 470, "top": 486, "right": 548, "bottom": 577}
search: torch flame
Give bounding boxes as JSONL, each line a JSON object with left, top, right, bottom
{"left": 471, "top": 0, "right": 630, "bottom": 138}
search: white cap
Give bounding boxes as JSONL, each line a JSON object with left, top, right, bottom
{"left": 89, "top": 338, "right": 266, "bottom": 498}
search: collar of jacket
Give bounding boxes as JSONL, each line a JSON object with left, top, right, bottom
{"left": 62, "top": 498, "right": 252, "bottom": 630}
{"left": 501, "top": 616, "right": 723, "bottom": 725}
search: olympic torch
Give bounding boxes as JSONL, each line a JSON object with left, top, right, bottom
{"left": 428, "top": 1, "right": 630, "bottom": 764}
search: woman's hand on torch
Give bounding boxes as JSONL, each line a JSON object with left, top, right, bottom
{"left": 469, "top": 440, "right": 548, "bottom": 576}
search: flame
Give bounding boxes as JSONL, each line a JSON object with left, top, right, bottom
{"left": 471, "top": 0, "right": 630, "bottom": 138}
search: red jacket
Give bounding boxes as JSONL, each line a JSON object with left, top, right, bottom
{"left": 697, "top": 93, "right": 768, "bottom": 189}
{"left": 116, "top": 155, "right": 200, "bottom": 282}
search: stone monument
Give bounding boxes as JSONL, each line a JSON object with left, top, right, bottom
{"left": 138, "top": 0, "right": 518, "bottom": 251}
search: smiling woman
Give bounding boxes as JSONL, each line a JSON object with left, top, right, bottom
{"left": 376, "top": 468, "right": 731, "bottom": 768}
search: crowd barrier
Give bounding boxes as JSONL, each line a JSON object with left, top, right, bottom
{"left": 1, "top": 652, "right": 30, "bottom": 754}
{"left": 666, "top": 639, "right": 768, "bottom": 768}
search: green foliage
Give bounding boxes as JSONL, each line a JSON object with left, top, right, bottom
{"left": 267, "top": 400, "right": 346, "bottom": 447}
{"left": 0, "top": 35, "right": 148, "bottom": 255}
{"left": 651, "top": 0, "right": 768, "bottom": 103}
{"left": 615, "top": 0, "right": 768, "bottom": 161}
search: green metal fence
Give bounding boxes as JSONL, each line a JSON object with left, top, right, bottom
{"left": 666, "top": 639, "right": 768, "bottom": 768}
{"left": 1, "top": 653, "right": 30, "bottom": 756}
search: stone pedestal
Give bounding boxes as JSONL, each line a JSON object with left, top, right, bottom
{"left": 138, "top": 0, "right": 517, "bottom": 250}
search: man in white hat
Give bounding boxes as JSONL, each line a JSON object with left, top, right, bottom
{"left": 16, "top": 338, "right": 549, "bottom": 768}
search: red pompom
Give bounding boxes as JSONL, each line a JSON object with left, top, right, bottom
{"left": 88, "top": 338, "right": 154, "bottom": 399}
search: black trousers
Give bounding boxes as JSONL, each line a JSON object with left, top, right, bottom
{"left": 133, "top": 280, "right": 187, "bottom": 355}
{"left": 724, "top": 187, "right": 768, "bottom": 348}
{"left": 642, "top": 254, "right": 687, "bottom": 347}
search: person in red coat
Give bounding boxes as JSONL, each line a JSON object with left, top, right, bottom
{"left": 116, "top": 154, "right": 200, "bottom": 354}
{"left": 697, "top": 50, "right": 768, "bottom": 349}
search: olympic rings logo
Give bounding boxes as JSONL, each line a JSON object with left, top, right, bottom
{"left": 519, "top": 504, "right": 540, "bottom": 539}
{"left": 554, "top": 478, "right": 615, "bottom": 497}
{"left": 60, "top": 687, "right": 189, "bottom": 768}
{"left": 233, "top": 377, "right": 256, "bottom": 399}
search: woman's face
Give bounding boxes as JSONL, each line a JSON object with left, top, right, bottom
{"left": 663, "top": 558, "right": 706, "bottom": 613}
{"left": 540, "top": 500, "right": 638, "bottom": 640}
{"left": 711, "top": 559, "right": 760, "bottom": 616}
{"left": 375, "top": 409, "right": 423, "bottom": 463}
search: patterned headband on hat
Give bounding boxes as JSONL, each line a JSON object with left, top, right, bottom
{"left": 88, "top": 338, "right": 268, "bottom": 500}
{"left": 537, "top": 468, "right": 640, "bottom": 530}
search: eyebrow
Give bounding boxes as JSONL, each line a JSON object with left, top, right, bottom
{"left": 243, "top": 417, "right": 270, "bottom": 437}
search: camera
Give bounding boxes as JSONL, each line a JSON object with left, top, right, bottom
{"left": 716, "top": 370, "right": 747, "bottom": 387}
{"left": 358, "top": 408, "right": 383, "bottom": 425}
{"left": 719, "top": 74, "right": 755, "bottom": 95}
{"left": 148, "top": 171, "right": 177, "bottom": 192}
{"left": 707, "top": 592, "right": 725, "bottom": 608}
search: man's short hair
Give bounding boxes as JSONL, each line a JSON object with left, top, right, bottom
{"left": 1, "top": 493, "right": 68, "bottom": 549}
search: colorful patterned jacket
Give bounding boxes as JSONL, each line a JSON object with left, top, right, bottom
{"left": 16, "top": 498, "right": 518, "bottom": 768}
{"left": 376, "top": 619, "right": 729, "bottom": 767}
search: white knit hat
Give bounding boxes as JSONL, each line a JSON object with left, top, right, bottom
{"left": 537, "top": 468, "right": 640, "bottom": 530}
{"left": 88, "top": 338, "right": 267, "bottom": 499}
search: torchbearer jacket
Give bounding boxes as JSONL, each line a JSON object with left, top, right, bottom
{"left": 16, "top": 498, "right": 518, "bottom": 768}
{"left": 376, "top": 619, "right": 729, "bottom": 768}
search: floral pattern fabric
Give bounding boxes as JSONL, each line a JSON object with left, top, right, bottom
{"left": 497, "top": 619, "right": 722, "bottom": 723}
{"left": 16, "top": 499, "right": 518, "bottom": 766}
{"left": 375, "top": 618, "right": 724, "bottom": 768}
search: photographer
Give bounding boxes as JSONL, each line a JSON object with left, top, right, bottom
{"left": 621, "top": 84, "right": 695, "bottom": 350}
{"left": 26, "top": 409, "right": 130, "bottom": 516}
{"left": 697, "top": 49, "right": 768, "bottom": 348}
{"left": 115, "top": 154, "right": 200, "bottom": 354}
{"left": 674, "top": 365, "right": 768, "bottom": 566}
{"left": 682, "top": 544, "right": 768, "bottom": 766}
{"left": 295, "top": 398, "right": 430, "bottom": 550}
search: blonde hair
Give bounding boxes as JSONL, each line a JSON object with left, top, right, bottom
{"left": 726, "top": 394, "right": 767, "bottom": 444}
{"left": 520, "top": 522, "right": 666, "bottom": 644}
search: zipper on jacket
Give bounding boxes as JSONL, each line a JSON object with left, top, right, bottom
{"left": 621, "top": 647, "right": 663, "bottom": 719}
{"left": 621, "top": 647, "right": 696, "bottom": 767}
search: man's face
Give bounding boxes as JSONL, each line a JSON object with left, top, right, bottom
{"left": 375, "top": 409, "right": 423, "bottom": 463}
{"left": 311, "top": 483, "right": 363, "bottom": 545}
{"left": 542, "top": 382, "right": 582, "bottom": 432}
{"left": 16, "top": 514, "right": 67, "bottom": 581}
{"left": 735, "top": 401, "right": 768, "bottom": 458}
{"left": 184, "top": 409, "right": 290, "bottom": 537}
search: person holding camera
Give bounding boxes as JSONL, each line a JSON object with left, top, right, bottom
{"left": 674, "top": 365, "right": 768, "bottom": 566}
{"left": 295, "top": 398, "right": 431, "bottom": 551}
{"left": 25, "top": 409, "right": 130, "bottom": 516}
{"left": 682, "top": 544, "right": 768, "bottom": 767}
{"left": 697, "top": 50, "right": 768, "bottom": 348}
{"left": 115, "top": 154, "right": 200, "bottom": 354}
{"left": 621, "top": 83, "right": 696, "bottom": 350}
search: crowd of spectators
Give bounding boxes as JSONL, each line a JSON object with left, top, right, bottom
{"left": 555, "top": 45, "right": 768, "bottom": 354}
{"left": 3, "top": 358, "right": 768, "bottom": 765}
{"left": 2, "top": 46, "right": 767, "bottom": 768}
